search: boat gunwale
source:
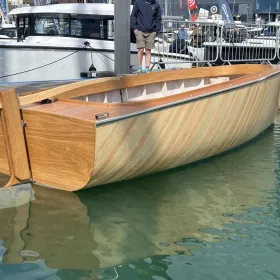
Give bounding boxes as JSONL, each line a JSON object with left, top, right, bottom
{"left": 95, "top": 65, "right": 280, "bottom": 126}
{"left": 13, "top": 64, "right": 268, "bottom": 108}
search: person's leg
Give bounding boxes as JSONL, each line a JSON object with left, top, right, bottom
{"left": 137, "top": 48, "right": 144, "bottom": 72}
{"left": 135, "top": 30, "right": 145, "bottom": 73}
{"left": 145, "top": 32, "right": 157, "bottom": 72}
{"left": 145, "top": 48, "right": 151, "bottom": 71}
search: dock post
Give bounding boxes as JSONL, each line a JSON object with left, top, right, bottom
{"left": 0, "top": 89, "right": 31, "bottom": 186}
{"left": 114, "top": 0, "right": 131, "bottom": 75}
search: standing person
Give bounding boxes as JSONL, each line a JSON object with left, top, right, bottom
{"left": 178, "top": 24, "right": 187, "bottom": 41}
{"left": 130, "top": 0, "right": 162, "bottom": 74}
{"left": 177, "top": 24, "right": 187, "bottom": 52}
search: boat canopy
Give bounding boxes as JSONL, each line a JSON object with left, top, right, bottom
{"left": 8, "top": 3, "right": 133, "bottom": 18}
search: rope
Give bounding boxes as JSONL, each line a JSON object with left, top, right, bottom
{"left": 0, "top": 45, "right": 116, "bottom": 79}
{"left": 0, "top": 50, "right": 80, "bottom": 79}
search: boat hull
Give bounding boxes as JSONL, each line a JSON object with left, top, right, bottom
{"left": 0, "top": 47, "right": 192, "bottom": 83}
{"left": 88, "top": 74, "right": 280, "bottom": 187}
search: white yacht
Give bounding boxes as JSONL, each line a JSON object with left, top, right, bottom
{"left": 0, "top": 3, "right": 193, "bottom": 83}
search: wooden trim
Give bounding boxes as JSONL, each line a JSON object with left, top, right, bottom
{"left": 8, "top": 64, "right": 271, "bottom": 108}
{"left": 0, "top": 89, "right": 31, "bottom": 186}
{"left": 0, "top": 121, "right": 9, "bottom": 176}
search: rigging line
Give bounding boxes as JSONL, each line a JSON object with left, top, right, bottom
{"left": 0, "top": 43, "right": 118, "bottom": 80}
{"left": 92, "top": 48, "right": 115, "bottom": 62}
{"left": 96, "top": 52, "right": 114, "bottom": 72}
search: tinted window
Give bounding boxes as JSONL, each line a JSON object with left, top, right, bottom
{"left": 70, "top": 16, "right": 108, "bottom": 39}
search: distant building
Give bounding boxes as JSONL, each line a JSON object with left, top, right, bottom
{"left": 197, "top": 0, "right": 255, "bottom": 22}
{"left": 155, "top": 0, "right": 255, "bottom": 22}
{"left": 256, "top": 0, "right": 280, "bottom": 22}
{"left": 8, "top": 0, "right": 23, "bottom": 7}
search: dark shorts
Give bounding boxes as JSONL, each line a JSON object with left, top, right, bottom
{"left": 135, "top": 30, "right": 157, "bottom": 49}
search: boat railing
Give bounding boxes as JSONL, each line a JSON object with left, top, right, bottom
{"left": 152, "top": 20, "right": 280, "bottom": 67}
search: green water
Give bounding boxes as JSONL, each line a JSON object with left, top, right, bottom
{"left": 1, "top": 116, "right": 280, "bottom": 280}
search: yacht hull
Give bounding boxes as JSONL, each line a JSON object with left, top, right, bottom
{"left": 0, "top": 47, "right": 193, "bottom": 83}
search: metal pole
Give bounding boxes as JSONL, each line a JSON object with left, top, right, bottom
{"left": 108, "top": 0, "right": 113, "bottom": 38}
{"left": 5, "top": 0, "right": 9, "bottom": 16}
{"left": 114, "top": 0, "right": 131, "bottom": 75}
{"left": 165, "top": 0, "right": 168, "bottom": 16}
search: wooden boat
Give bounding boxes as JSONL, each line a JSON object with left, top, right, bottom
{"left": 0, "top": 64, "right": 279, "bottom": 191}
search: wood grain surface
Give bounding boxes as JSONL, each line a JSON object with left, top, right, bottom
{"left": 0, "top": 122, "right": 9, "bottom": 175}
{"left": 0, "top": 90, "right": 30, "bottom": 186}
{"left": 0, "top": 64, "right": 279, "bottom": 191}
{"left": 22, "top": 110, "right": 95, "bottom": 191}
{"left": 86, "top": 73, "right": 280, "bottom": 188}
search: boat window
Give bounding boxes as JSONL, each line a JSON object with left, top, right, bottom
{"left": 70, "top": 15, "right": 109, "bottom": 39}
{"left": 18, "top": 16, "right": 30, "bottom": 39}
{"left": 33, "top": 14, "right": 70, "bottom": 36}
{"left": 0, "top": 28, "right": 16, "bottom": 38}
{"left": 29, "top": 13, "right": 112, "bottom": 39}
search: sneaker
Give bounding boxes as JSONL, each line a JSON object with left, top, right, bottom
{"left": 136, "top": 67, "right": 142, "bottom": 74}
{"left": 144, "top": 68, "right": 150, "bottom": 73}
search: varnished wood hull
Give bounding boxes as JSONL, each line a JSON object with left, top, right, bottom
{"left": 0, "top": 65, "right": 280, "bottom": 191}
{"left": 89, "top": 74, "right": 280, "bottom": 188}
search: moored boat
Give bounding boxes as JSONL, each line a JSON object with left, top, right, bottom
{"left": 0, "top": 64, "right": 279, "bottom": 191}
{"left": 0, "top": 3, "right": 194, "bottom": 83}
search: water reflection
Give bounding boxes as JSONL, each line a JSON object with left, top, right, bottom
{"left": 79, "top": 125, "right": 276, "bottom": 267}
{"left": 0, "top": 122, "right": 278, "bottom": 278}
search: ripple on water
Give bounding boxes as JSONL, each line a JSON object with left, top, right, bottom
{"left": 1, "top": 117, "right": 280, "bottom": 279}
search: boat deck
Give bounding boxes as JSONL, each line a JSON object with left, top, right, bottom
{"left": 24, "top": 67, "right": 275, "bottom": 122}
{"left": 0, "top": 80, "right": 76, "bottom": 95}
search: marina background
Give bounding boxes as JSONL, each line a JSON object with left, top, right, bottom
{"left": 5, "top": 0, "right": 280, "bottom": 24}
